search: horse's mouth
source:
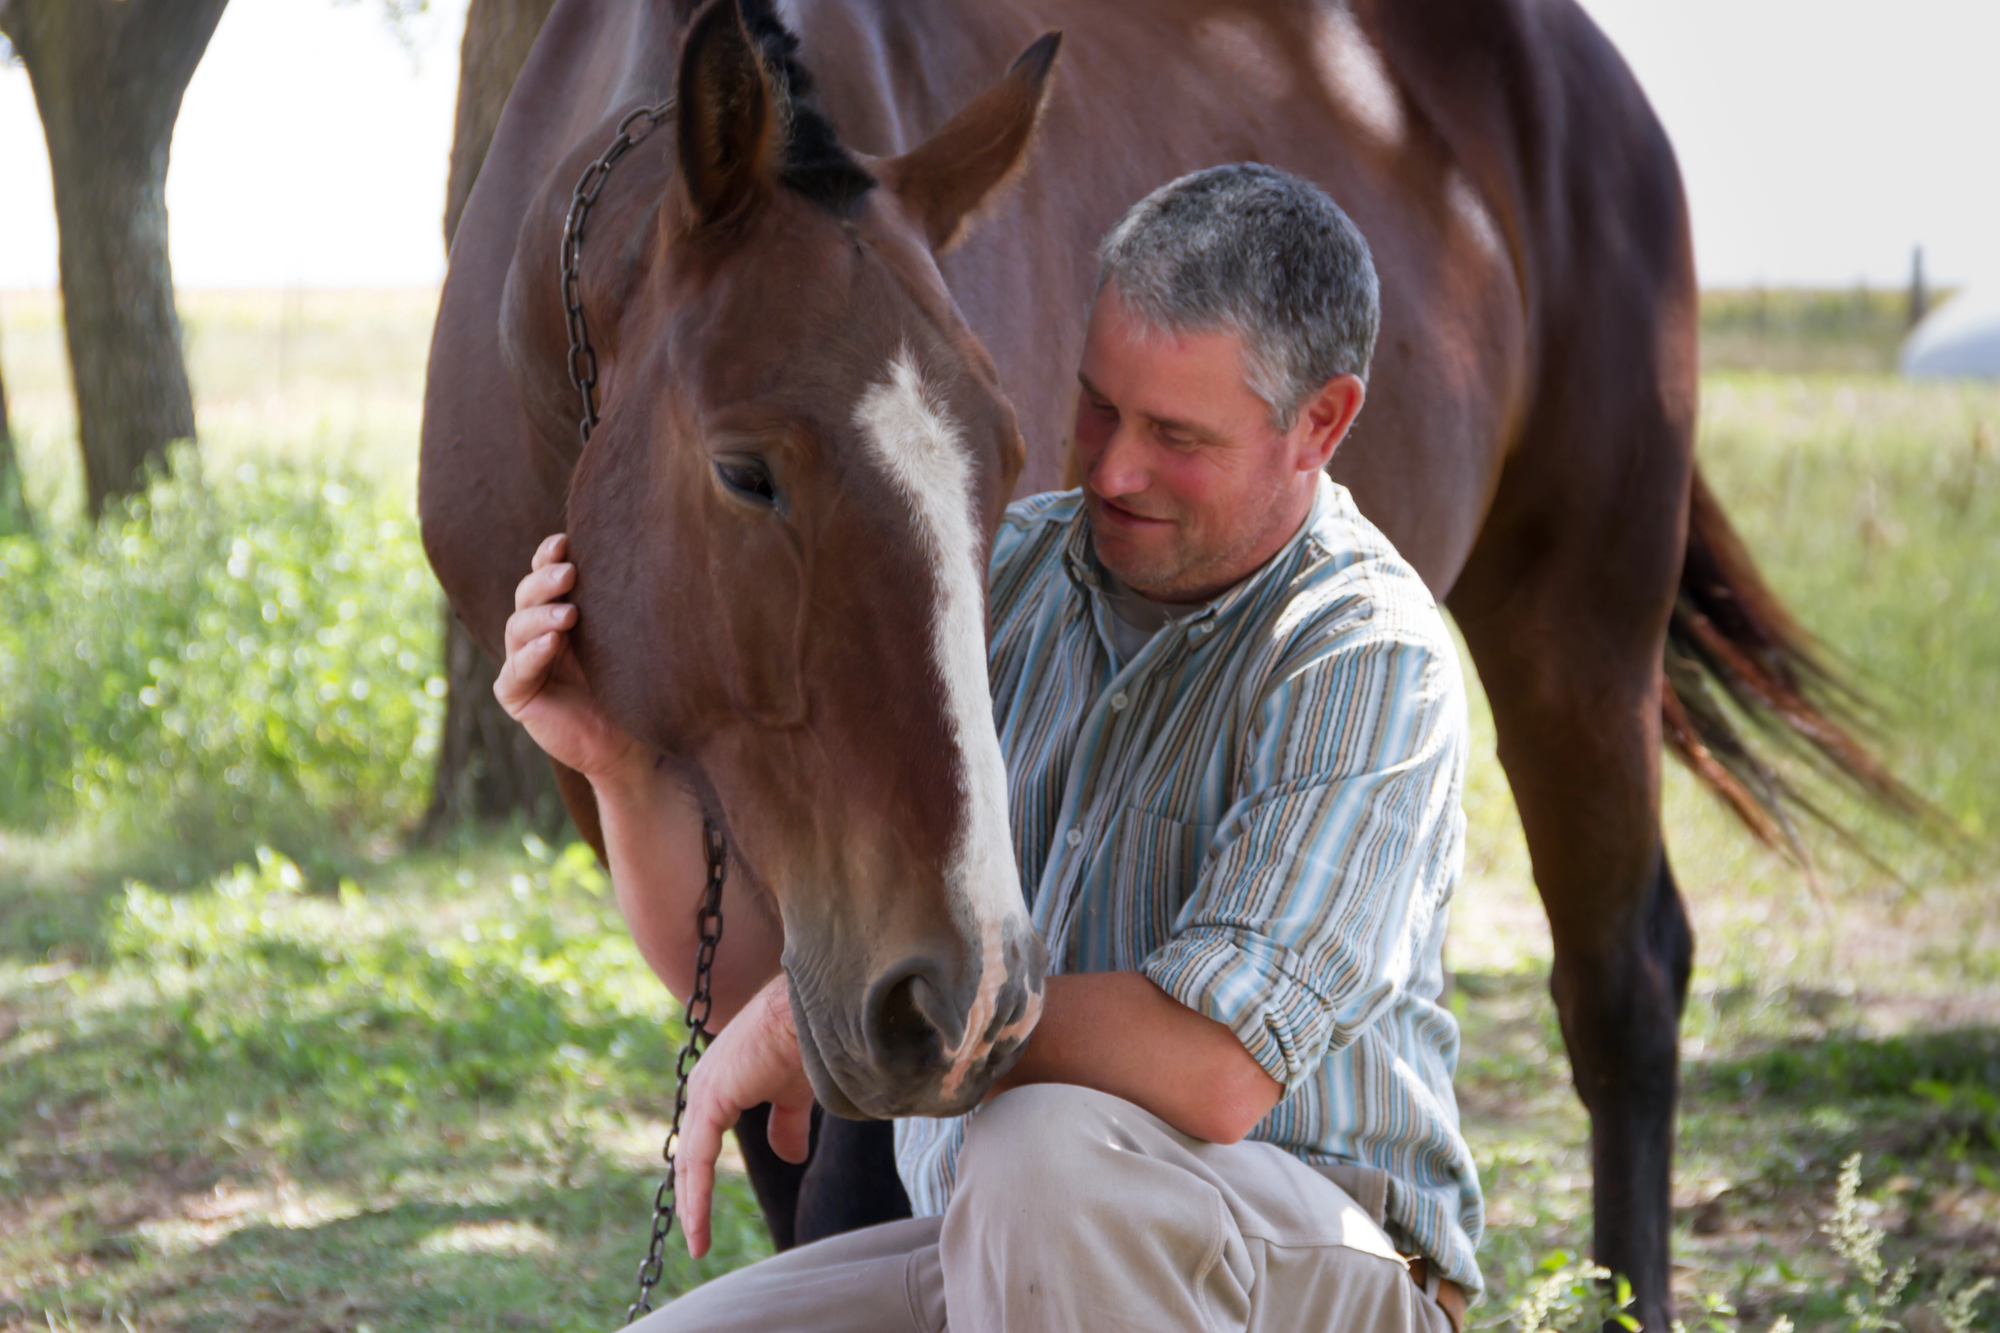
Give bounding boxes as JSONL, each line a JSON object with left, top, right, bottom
{"left": 787, "top": 972, "right": 1034, "bottom": 1122}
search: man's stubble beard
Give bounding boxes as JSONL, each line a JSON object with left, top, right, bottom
{"left": 1092, "top": 468, "right": 1300, "bottom": 602}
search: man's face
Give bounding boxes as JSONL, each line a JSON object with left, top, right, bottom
{"left": 1072, "top": 286, "right": 1333, "bottom": 603}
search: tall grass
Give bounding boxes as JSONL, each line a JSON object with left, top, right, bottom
{"left": 1690, "top": 372, "right": 1999, "bottom": 867}
{"left": 1699, "top": 288, "right": 1931, "bottom": 375}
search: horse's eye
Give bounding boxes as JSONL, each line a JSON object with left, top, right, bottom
{"left": 714, "top": 456, "right": 779, "bottom": 507}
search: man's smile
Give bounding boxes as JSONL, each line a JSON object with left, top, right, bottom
{"left": 1088, "top": 490, "right": 1174, "bottom": 529}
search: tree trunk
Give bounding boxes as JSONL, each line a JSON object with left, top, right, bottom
{"left": 422, "top": 0, "right": 562, "bottom": 836}
{"left": 0, "top": 0, "right": 227, "bottom": 519}
{"left": 425, "top": 611, "right": 567, "bottom": 834}
{"left": 443, "top": 0, "right": 557, "bottom": 245}
{"left": 0, "top": 330, "right": 28, "bottom": 535}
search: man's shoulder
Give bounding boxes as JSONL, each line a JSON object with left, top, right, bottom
{"left": 996, "top": 490, "right": 1084, "bottom": 552}
{"left": 1243, "top": 484, "right": 1470, "bottom": 788}
{"left": 1274, "top": 482, "right": 1453, "bottom": 666}
{"left": 989, "top": 490, "right": 1085, "bottom": 612}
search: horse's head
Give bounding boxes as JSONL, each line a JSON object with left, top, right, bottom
{"left": 503, "top": 1, "right": 1059, "bottom": 1119}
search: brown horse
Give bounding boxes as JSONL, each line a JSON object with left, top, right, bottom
{"left": 420, "top": 0, "right": 1893, "bottom": 1323}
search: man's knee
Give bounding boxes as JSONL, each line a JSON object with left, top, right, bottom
{"left": 954, "top": 1084, "right": 1185, "bottom": 1219}
{"left": 961, "top": 1084, "right": 1137, "bottom": 1168}
{"left": 944, "top": 1084, "right": 1240, "bottom": 1319}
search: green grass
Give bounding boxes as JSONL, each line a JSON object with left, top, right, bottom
{"left": 1446, "top": 363, "right": 2000, "bottom": 1326}
{"left": 0, "top": 836, "right": 773, "bottom": 1333}
{"left": 2, "top": 290, "right": 1998, "bottom": 1330}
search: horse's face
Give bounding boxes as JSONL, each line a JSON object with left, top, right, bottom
{"left": 555, "top": 4, "right": 1060, "bottom": 1119}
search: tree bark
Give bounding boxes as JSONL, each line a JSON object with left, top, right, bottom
{"left": 443, "top": 0, "right": 557, "bottom": 246}
{"left": 0, "top": 328, "right": 28, "bottom": 535}
{"left": 426, "top": 608, "right": 567, "bottom": 834}
{"left": 0, "top": 0, "right": 227, "bottom": 519}
{"left": 422, "top": 0, "right": 562, "bottom": 836}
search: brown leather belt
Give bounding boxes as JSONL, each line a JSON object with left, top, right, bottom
{"left": 1406, "top": 1257, "right": 1468, "bottom": 1333}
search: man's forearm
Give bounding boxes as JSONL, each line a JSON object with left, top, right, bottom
{"left": 595, "top": 765, "right": 785, "bottom": 1029}
{"left": 988, "top": 971, "right": 1283, "bottom": 1144}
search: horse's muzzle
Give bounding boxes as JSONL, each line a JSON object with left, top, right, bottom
{"left": 789, "top": 919, "right": 1047, "bottom": 1120}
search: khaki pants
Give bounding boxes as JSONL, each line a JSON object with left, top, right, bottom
{"left": 634, "top": 1084, "right": 1458, "bottom": 1333}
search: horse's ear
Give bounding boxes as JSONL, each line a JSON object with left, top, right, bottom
{"left": 880, "top": 32, "right": 1061, "bottom": 253}
{"left": 676, "top": 0, "right": 779, "bottom": 229}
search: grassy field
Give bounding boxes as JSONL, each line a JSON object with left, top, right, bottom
{"left": 1, "top": 288, "right": 1997, "bottom": 1331}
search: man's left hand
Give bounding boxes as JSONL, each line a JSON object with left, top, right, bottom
{"left": 675, "top": 972, "right": 816, "bottom": 1259}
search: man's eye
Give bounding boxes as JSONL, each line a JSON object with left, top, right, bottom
{"left": 714, "top": 457, "right": 779, "bottom": 507}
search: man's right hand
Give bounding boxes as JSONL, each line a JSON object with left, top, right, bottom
{"left": 495, "top": 533, "right": 648, "bottom": 786}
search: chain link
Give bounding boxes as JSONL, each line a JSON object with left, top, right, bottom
{"left": 557, "top": 94, "right": 727, "bottom": 1326}
{"left": 563, "top": 98, "right": 675, "bottom": 448}
{"left": 627, "top": 820, "right": 728, "bottom": 1323}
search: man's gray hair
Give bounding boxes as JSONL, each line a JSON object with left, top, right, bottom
{"left": 1097, "top": 164, "right": 1380, "bottom": 430}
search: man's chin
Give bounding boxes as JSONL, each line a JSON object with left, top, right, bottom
{"left": 1086, "top": 511, "right": 1181, "bottom": 588}
{"left": 1091, "top": 532, "right": 1193, "bottom": 599}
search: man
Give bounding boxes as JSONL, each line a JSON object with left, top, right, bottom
{"left": 499, "top": 164, "right": 1483, "bottom": 1331}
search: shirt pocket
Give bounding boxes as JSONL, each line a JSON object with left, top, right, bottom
{"left": 1084, "top": 807, "right": 1218, "bottom": 966}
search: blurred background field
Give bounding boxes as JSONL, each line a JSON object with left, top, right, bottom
{"left": 1, "top": 288, "right": 1997, "bottom": 1330}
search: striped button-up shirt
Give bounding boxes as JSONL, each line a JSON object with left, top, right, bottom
{"left": 896, "top": 475, "right": 1484, "bottom": 1293}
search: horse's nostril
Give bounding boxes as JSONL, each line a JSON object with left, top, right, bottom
{"left": 866, "top": 965, "right": 965, "bottom": 1076}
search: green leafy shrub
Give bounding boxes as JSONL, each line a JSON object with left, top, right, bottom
{"left": 1495, "top": 1253, "right": 1639, "bottom": 1332}
{"left": 108, "top": 841, "right": 680, "bottom": 1113}
{"left": 0, "top": 445, "right": 443, "bottom": 843}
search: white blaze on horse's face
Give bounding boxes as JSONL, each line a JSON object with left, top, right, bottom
{"left": 854, "top": 348, "right": 1041, "bottom": 1096}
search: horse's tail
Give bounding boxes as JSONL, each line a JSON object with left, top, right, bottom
{"left": 1661, "top": 466, "right": 1931, "bottom": 859}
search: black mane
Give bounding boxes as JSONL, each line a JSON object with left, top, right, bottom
{"left": 739, "top": 0, "right": 877, "bottom": 214}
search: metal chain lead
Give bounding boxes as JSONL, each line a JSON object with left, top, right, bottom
{"left": 557, "top": 93, "right": 725, "bottom": 1325}
{"left": 628, "top": 821, "right": 728, "bottom": 1323}
{"left": 563, "top": 97, "right": 675, "bottom": 447}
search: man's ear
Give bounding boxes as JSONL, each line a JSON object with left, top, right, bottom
{"left": 877, "top": 32, "right": 1062, "bottom": 253}
{"left": 1297, "top": 374, "right": 1367, "bottom": 472}
{"left": 676, "top": 0, "right": 780, "bottom": 229}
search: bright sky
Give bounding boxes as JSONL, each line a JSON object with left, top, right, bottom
{"left": 1, "top": 0, "right": 1995, "bottom": 290}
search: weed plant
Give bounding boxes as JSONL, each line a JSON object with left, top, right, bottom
{"left": 0, "top": 445, "right": 442, "bottom": 862}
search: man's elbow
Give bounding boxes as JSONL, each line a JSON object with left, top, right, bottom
{"left": 1191, "top": 1061, "right": 1285, "bottom": 1144}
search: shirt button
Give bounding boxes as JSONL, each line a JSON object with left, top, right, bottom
{"left": 1065, "top": 828, "right": 1083, "bottom": 848}
{"left": 1110, "top": 691, "right": 1129, "bottom": 711}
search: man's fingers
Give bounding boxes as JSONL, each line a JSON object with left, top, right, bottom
{"left": 768, "top": 1101, "right": 813, "bottom": 1165}
{"left": 676, "top": 1105, "right": 728, "bottom": 1261}
{"left": 493, "top": 631, "right": 560, "bottom": 713}
{"left": 515, "top": 561, "right": 574, "bottom": 612}
{"left": 530, "top": 532, "right": 567, "bottom": 572}
{"left": 503, "top": 602, "right": 576, "bottom": 656}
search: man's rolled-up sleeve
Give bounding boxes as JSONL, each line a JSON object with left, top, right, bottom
{"left": 1140, "top": 617, "right": 1467, "bottom": 1094}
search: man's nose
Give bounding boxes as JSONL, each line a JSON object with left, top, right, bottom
{"left": 1088, "top": 420, "right": 1151, "bottom": 498}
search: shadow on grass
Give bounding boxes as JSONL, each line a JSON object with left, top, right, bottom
{"left": 1690, "top": 1026, "right": 2000, "bottom": 1174}
{"left": 0, "top": 827, "right": 338, "bottom": 966}
{"left": 10, "top": 1176, "right": 768, "bottom": 1333}
{"left": 1694, "top": 1026, "right": 2000, "bottom": 1102}
{"left": 0, "top": 819, "right": 549, "bottom": 966}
